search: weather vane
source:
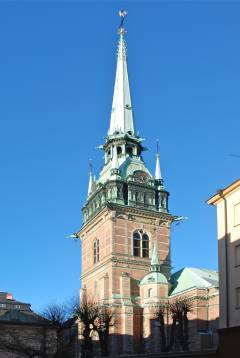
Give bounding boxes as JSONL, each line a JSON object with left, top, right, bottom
{"left": 118, "top": 10, "right": 127, "bottom": 35}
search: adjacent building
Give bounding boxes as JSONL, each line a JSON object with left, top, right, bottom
{"left": 208, "top": 179, "right": 240, "bottom": 349}
{"left": 0, "top": 292, "right": 57, "bottom": 358}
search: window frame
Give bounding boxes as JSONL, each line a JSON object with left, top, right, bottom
{"left": 148, "top": 288, "right": 154, "bottom": 298}
{"left": 133, "top": 232, "right": 141, "bottom": 257}
{"left": 132, "top": 231, "right": 150, "bottom": 258}
{"left": 93, "top": 239, "right": 100, "bottom": 264}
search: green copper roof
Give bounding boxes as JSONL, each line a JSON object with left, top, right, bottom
{"left": 151, "top": 241, "right": 160, "bottom": 268}
{"left": 0, "top": 310, "right": 50, "bottom": 325}
{"left": 98, "top": 156, "right": 152, "bottom": 184}
{"left": 140, "top": 271, "right": 168, "bottom": 286}
{"left": 170, "top": 267, "right": 219, "bottom": 296}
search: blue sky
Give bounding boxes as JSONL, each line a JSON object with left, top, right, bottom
{"left": 0, "top": 1, "right": 239, "bottom": 311}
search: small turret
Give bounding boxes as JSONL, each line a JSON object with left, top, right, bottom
{"left": 87, "top": 161, "right": 93, "bottom": 197}
{"left": 87, "top": 171, "right": 93, "bottom": 197}
{"left": 155, "top": 153, "right": 162, "bottom": 181}
{"left": 139, "top": 240, "right": 168, "bottom": 301}
{"left": 154, "top": 141, "right": 163, "bottom": 186}
{"left": 150, "top": 240, "right": 161, "bottom": 272}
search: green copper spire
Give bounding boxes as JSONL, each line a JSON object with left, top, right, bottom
{"left": 150, "top": 241, "right": 161, "bottom": 272}
{"left": 82, "top": 12, "right": 171, "bottom": 227}
{"left": 155, "top": 141, "right": 162, "bottom": 181}
{"left": 87, "top": 160, "right": 93, "bottom": 197}
{"left": 108, "top": 11, "right": 135, "bottom": 136}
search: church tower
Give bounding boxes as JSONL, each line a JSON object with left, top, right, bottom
{"left": 77, "top": 11, "right": 175, "bottom": 354}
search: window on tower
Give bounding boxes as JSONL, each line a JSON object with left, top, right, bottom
{"left": 93, "top": 239, "right": 100, "bottom": 264}
{"left": 148, "top": 288, "right": 154, "bottom": 298}
{"left": 126, "top": 146, "right": 133, "bottom": 156}
{"left": 142, "top": 234, "right": 149, "bottom": 257}
{"left": 117, "top": 146, "right": 122, "bottom": 155}
{"left": 133, "top": 232, "right": 141, "bottom": 257}
{"left": 133, "top": 231, "right": 150, "bottom": 258}
{"left": 135, "top": 191, "right": 139, "bottom": 202}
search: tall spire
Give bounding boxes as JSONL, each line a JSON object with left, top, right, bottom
{"left": 150, "top": 240, "right": 161, "bottom": 272}
{"left": 108, "top": 11, "right": 135, "bottom": 136}
{"left": 155, "top": 140, "right": 162, "bottom": 180}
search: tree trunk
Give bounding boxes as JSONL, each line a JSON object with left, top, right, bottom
{"left": 167, "top": 316, "right": 176, "bottom": 351}
{"left": 82, "top": 327, "right": 93, "bottom": 358}
{"left": 97, "top": 327, "right": 109, "bottom": 356}
{"left": 182, "top": 312, "right": 189, "bottom": 351}
{"left": 159, "top": 315, "right": 166, "bottom": 352}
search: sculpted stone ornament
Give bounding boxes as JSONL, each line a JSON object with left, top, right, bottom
{"left": 133, "top": 170, "right": 149, "bottom": 183}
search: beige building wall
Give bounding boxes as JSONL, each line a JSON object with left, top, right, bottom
{"left": 208, "top": 179, "right": 240, "bottom": 329}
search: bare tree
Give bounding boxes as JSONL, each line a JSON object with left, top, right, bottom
{"left": 167, "top": 298, "right": 192, "bottom": 351}
{"left": 71, "top": 293, "right": 117, "bottom": 357}
{"left": 93, "top": 305, "right": 115, "bottom": 356}
{"left": 41, "top": 301, "right": 78, "bottom": 357}
{"left": 42, "top": 303, "right": 69, "bottom": 327}
{"left": 152, "top": 299, "right": 192, "bottom": 353}
{"left": 73, "top": 294, "right": 99, "bottom": 358}
{"left": 152, "top": 303, "right": 167, "bottom": 352}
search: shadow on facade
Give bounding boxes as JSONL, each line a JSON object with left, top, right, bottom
{"left": 72, "top": 317, "right": 219, "bottom": 358}
{"left": 216, "top": 234, "right": 240, "bottom": 358}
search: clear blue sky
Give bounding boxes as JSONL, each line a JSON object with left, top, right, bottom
{"left": 0, "top": 1, "right": 239, "bottom": 312}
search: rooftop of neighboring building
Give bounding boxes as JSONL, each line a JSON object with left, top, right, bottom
{"left": 207, "top": 178, "right": 240, "bottom": 205}
{"left": 170, "top": 267, "right": 219, "bottom": 297}
{"left": 0, "top": 292, "right": 31, "bottom": 312}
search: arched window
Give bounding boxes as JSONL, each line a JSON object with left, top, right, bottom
{"left": 126, "top": 146, "right": 133, "bottom": 156}
{"left": 143, "top": 193, "right": 148, "bottom": 206}
{"left": 142, "top": 234, "right": 149, "bottom": 258}
{"left": 93, "top": 239, "right": 99, "bottom": 264}
{"left": 135, "top": 191, "right": 139, "bottom": 202}
{"left": 133, "top": 231, "right": 150, "bottom": 258}
{"left": 117, "top": 146, "right": 122, "bottom": 155}
{"left": 148, "top": 288, "right": 154, "bottom": 298}
{"left": 133, "top": 232, "right": 141, "bottom": 257}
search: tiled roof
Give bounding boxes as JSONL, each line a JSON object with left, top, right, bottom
{"left": 0, "top": 309, "right": 50, "bottom": 326}
{"left": 170, "top": 267, "right": 219, "bottom": 296}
